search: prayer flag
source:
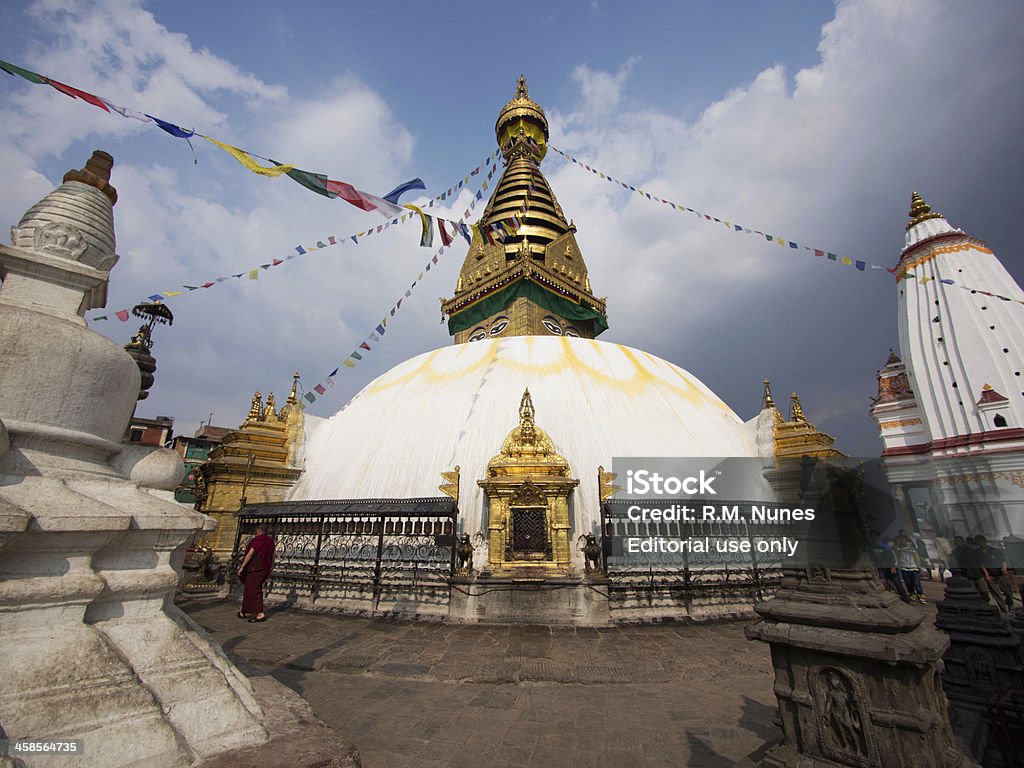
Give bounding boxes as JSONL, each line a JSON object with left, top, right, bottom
{"left": 115, "top": 309, "right": 130, "bottom": 321}
{"left": 404, "top": 204, "right": 434, "bottom": 247}
{"left": 205, "top": 137, "right": 293, "bottom": 176}
{"left": 360, "top": 342, "right": 371, "bottom": 351}
{"left": 146, "top": 115, "right": 194, "bottom": 138}
{"left": 382, "top": 178, "right": 425, "bottom": 204}
{"left": 248, "top": 269, "right": 258, "bottom": 280}
{"left": 855, "top": 261, "right": 866, "bottom": 271}
{"left": 284, "top": 167, "right": 335, "bottom": 198}
{"left": 0, "top": 58, "right": 47, "bottom": 84}
{"left": 344, "top": 359, "right": 356, "bottom": 368}
{"left": 47, "top": 79, "right": 109, "bottom": 111}
{"left": 148, "top": 294, "right": 163, "bottom": 302}
{"left": 438, "top": 219, "right": 453, "bottom": 247}
{"left": 814, "top": 249, "right": 824, "bottom": 257}
{"left": 376, "top": 323, "right": 386, "bottom": 335}
{"left": 351, "top": 351, "right": 363, "bottom": 360}
{"left": 105, "top": 101, "right": 156, "bottom": 125}
{"left": 314, "top": 384, "right": 325, "bottom": 395}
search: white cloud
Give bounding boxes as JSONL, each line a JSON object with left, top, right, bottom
{"left": 3, "top": 0, "right": 1023, "bottom": 459}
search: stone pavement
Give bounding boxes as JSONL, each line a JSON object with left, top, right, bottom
{"left": 180, "top": 579, "right": 947, "bottom": 768}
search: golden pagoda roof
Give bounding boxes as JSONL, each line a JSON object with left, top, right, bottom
{"left": 906, "top": 191, "right": 944, "bottom": 230}
{"left": 442, "top": 77, "right": 606, "bottom": 340}
{"left": 496, "top": 75, "right": 549, "bottom": 161}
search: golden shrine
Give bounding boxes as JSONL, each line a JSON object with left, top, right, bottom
{"left": 194, "top": 373, "right": 304, "bottom": 556}
{"left": 478, "top": 389, "right": 578, "bottom": 576}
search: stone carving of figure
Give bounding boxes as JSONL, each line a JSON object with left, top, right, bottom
{"left": 821, "top": 669, "right": 868, "bottom": 759}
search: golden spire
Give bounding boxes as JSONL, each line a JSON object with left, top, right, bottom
{"left": 441, "top": 78, "right": 607, "bottom": 343}
{"left": 247, "top": 391, "right": 263, "bottom": 422}
{"left": 263, "top": 392, "right": 277, "bottom": 420}
{"left": 519, "top": 388, "right": 536, "bottom": 442}
{"left": 906, "top": 191, "right": 944, "bottom": 230}
{"left": 762, "top": 379, "right": 776, "bottom": 410}
{"left": 790, "top": 392, "right": 807, "bottom": 423}
{"left": 287, "top": 371, "right": 300, "bottom": 406}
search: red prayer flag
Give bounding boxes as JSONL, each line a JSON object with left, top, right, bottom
{"left": 325, "top": 180, "right": 375, "bottom": 212}
{"left": 314, "top": 384, "right": 326, "bottom": 395}
{"left": 438, "top": 220, "right": 453, "bottom": 247}
{"left": 360, "top": 342, "right": 371, "bottom": 351}
{"left": 115, "top": 309, "right": 130, "bottom": 321}
{"left": 48, "top": 79, "right": 110, "bottom": 111}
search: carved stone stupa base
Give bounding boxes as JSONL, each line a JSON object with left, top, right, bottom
{"left": 748, "top": 568, "right": 978, "bottom": 768}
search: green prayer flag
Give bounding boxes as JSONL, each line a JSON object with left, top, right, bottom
{"left": 0, "top": 59, "right": 47, "bottom": 84}
{"left": 281, "top": 166, "right": 336, "bottom": 199}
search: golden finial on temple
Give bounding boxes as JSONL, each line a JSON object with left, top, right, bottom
{"left": 762, "top": 379, "right": 775, "bottom": 410}
{"left": 287, "top": 371, "right": 300, "bottom": 406}
{"left": 907, "top": 191, "right": 943, "bottom": 230}
{"left": 790, "top": 392, "right": 807, "bottom": 423}
{"left": 263, "top": 392, "right": 277, "bottom": 420}
{"left": 519, "top": 388, "right": 535, "bottom": 424}
{"left": 248, "top": 391, "right": 263, "bottom": 422}
{"left": 516, "top": 74, "right": 528, "bottom": 100}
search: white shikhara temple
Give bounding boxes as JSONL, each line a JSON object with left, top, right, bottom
{"left": 872, "top": 193, "right": 1024, "bottom": 538}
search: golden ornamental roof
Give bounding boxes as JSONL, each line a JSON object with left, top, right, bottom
{"left": 496, "top": 75, "right": 549, "bottom": 153}
{"left": 486, "top": 389, "right": 570, "bottom": 475}
{"left": 906, "top": 191, "right": 944, "bottom": 230}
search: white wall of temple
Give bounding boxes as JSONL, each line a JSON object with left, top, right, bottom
{"left": 289, "top": 336, "right": 774, "bottom": 566}
{"left": 897, "top": 235, "right": 1024, "bottom": 442}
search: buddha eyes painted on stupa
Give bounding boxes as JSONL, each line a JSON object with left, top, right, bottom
{"left": 542, "top": 317, "right": 562, "bottom": 336}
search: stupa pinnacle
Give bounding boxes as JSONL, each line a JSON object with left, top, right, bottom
{"left": 441, "top": 76, "right": 608, "bottom": 343}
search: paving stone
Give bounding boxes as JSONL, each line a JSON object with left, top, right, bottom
{"left": 179, "top": 594, "right": 851, "bottom": 767}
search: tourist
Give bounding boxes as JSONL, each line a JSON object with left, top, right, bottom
{"left": 976, "top": 535, "right": 1015, "bottom": 612}
{"left": 870, "top": 531, "right": 911, "bottom": 603}
{"left": 237, "top": 524, "right": 275, "bottom": 622}
{"left": 894, "top": 531, "right": 926, "bottom": 603}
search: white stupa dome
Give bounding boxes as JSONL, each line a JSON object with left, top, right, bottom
{"left": 290, "top": 336, "right": 767, "bottom": 548}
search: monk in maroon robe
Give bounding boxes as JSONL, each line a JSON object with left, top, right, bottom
{"left": 237, "top": 524, "right": 274, "bottom": 622}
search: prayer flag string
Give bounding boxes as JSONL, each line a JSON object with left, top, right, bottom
{"left": 87, "top": 155, "right": 506, "bottom": 322}
{"left": 0, "top": 57, "right": 419, "bottom": 217}
{"left": 549, "top": 144, "right": 1024, "bottom": 305}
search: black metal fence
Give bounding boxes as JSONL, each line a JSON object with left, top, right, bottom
{"left": 234, "top": 497, "right": 458, "bottom": 608}
{"left": 600, "top": 499, "right": 784, "bottom": 602}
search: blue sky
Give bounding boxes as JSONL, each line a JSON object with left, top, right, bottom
{"left": 2, "top": 0, "right": 1023, "bottom": 457}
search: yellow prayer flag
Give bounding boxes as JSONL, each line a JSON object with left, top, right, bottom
{"left": 343, "top": 359, "right": 356, "bottom": 368}
{"left": 777, "top": 238, "right": 786, "bottom": 247}
{"left": 247, "top": 269, "right": 259, "bottom": 280}
{"left": 841, "top": 256, "right": 852, "bottom": 265}
{"left": 920, "top": 276, "right": 933, "bottom": 285}
{"left": 163, "top": 291, "right": 183, "bottom": 297}
{"left": 204, "top": 136, "right": 294, "bottom": 177}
